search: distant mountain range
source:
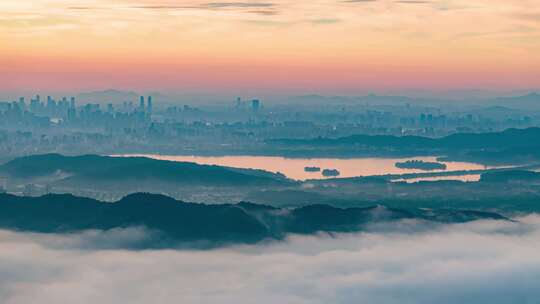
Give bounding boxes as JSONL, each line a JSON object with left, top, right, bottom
{"left": 72, "top": 90, "right": 538, "bottom": 107}
{"left": 290, "top": 92, "right": 540, "bottom": 108}
{"left": 269, "top": 127, "right": 540, "bottom": 163}
{"left": 0, "top": 192, "right": 509, "bottom": 248}
{"left": 76, "top": 89, "right": 168, "bottom": 104}
{"left": 494, "top": 93, "right": 540, "bottom": 108}
{"left": 273, "top": 127, "right": 540, "bottom": 149}
{"left": 291, "top": 94, "right": 418, "bottom": 106}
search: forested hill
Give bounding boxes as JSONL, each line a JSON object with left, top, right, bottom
{"left": 270, "top": 127, "right": 540, "bottom": 150}
{"left": 0, "top": 192, "right": 509, "bottom": 248}
{"left": 0, "top": 154, "right": 291, "bottom": 186}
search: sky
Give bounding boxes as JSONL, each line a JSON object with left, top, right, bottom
{"left": 1, "top": 216, "right": 540, "bottom": 303}
{"left": 1, "top": 0, "right": 539, "bottom": 95}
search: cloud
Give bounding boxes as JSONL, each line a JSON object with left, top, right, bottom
{"left": 128, "top": 2, "right": 275, "bottom": 10}
{"left": 310, "top": 18, "right": 341, "bottom": 24}
{"left": 247, "top": 10, "right": 279, "bottom": 15}
{"left": 1, "top": 215, "right": 540, "bottom": 303}
{"left": 513, "top": 12, "right": 540, "bottom": 23}
{"left": 343, "top": 0, "right": 430, "bottom": 3}
{"left": 65, "top": 1, "right": 280, "bottom": 18}
{"left": 395, "top": 0, "right": 430, "bottom": 3}
{"left": 342, "top": 0, "right": 378, "bottom": 3}
{"left": 203, "top": 2, "right": 274, "bottom": 8}
{"left": 66, "top": 6, "right": 102, "bottom": 10}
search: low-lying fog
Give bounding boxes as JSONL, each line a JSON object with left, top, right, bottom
{"left": 1, "top": 216, "right": 540, "bottom": 304}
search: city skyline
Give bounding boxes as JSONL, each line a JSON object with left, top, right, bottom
{"left": 1, "top": 0, "right": 539, "bottom": 95}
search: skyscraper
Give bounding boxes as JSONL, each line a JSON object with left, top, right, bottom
{"left": 18, "top": 97, "right": 25, "bottom": 111}
{"left": 251, "top": 99, "right": 261, "bottom": 112}
{"left": 139, "top": 96, "right": 145, "bottom": 112}
{"left": 70, "top": 97, "right": 76, "bottom": 109}
{"left": 147, "top": 96, "right": 153, "bottom": 114}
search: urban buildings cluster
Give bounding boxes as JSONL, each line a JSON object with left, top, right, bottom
{"left": 0, "top": 93, "right": 538, "bottom": 162}
{"left": 0, "top": 95, "right": 155, "bottom": 130}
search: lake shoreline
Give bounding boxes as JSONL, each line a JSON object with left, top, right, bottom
{"left": 112, "top": 154, "right": 504, "bottom": 182}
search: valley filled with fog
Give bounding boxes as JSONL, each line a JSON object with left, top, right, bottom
{"left": 1, "top": 215, "right": 539, "bottom": 304}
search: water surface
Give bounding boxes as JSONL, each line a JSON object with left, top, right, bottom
{"left": 115, "top": 154, "right": 495, "bottom": 181}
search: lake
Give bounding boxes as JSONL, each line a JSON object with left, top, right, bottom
{"left": 113, "top": 154, "right": 496, "bottom": 181}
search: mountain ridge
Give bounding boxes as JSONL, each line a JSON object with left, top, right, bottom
{"left": 0, "top": 192, "right": 510, "bottom": 248}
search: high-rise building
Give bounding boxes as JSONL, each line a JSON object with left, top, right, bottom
{"left": 67, "top": 107, "right": 76, "bottom": 121}
{"left": 30, "top": 97, "right": 39, "bottom": 113}
{"left": 139, "top": 96, "right": 145, "bottom": 112}
{"left": 147, "top": 96, "right": 153, "bottom": 114}
{"left": 251, "top": 99, "right": 261, "bottom": 112}
{"left": 46, "top": 96, "right": 56, "bottom": 111}
{"left": 18, "top": 97, "right": 25, "bottom": 111}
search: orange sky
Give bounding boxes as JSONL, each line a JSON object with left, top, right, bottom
{"left": 1, "top": 0, "right": 539, "bottom": 94}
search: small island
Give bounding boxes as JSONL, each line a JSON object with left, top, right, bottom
{"left": 395, "top": 160, "right": 447, "bottom": 171}
{"left": 322, "top": 168, "right": 340, "bottom": 177}
{"left": 304, "top": 166, "right": 321, "bottom": 172}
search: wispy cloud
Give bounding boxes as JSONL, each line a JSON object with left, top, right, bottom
{"left": 247, "top": 10, "right": 279, "bottom": 15}
{"left": 342, "top": 0, "right": 378, "bottom": 3}
{"left": 128, "top": 2, "right": 275, "bottom": 10}
{"left": 65, "top": 1, "right": 280, "bottom": 17}
{"left": 66, "top": 2, "right": 276, "bottom": 11}
{"left": 203, "top": 2, "right": 274, "bottom": 8}
{"left": 310, "top": 18, "right": 341, "bottom": 25}
{"left": 395, "top": 0, "right": 430, "bottom": 4}
{"left": 1, "top": 0, "right": 539, "bottom": 93}
{"left": 513, "top": 12, "right": 540, "bottom": 23}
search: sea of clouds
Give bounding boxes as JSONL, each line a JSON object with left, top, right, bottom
{"left": 1, "top": 215, "right": 540, "bottom": 304}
